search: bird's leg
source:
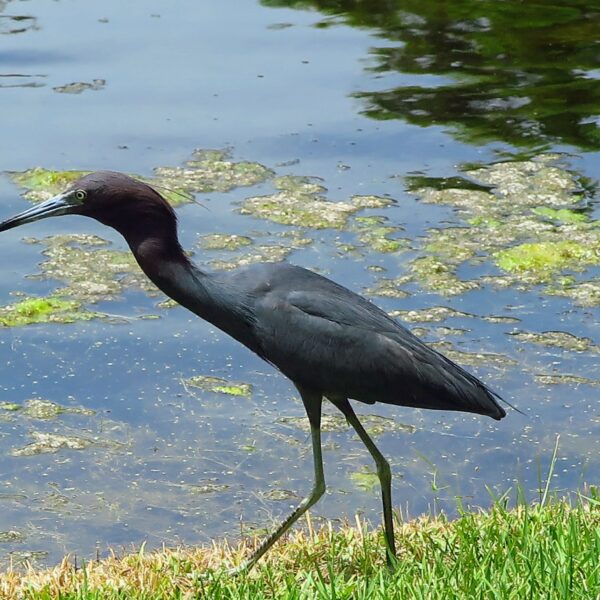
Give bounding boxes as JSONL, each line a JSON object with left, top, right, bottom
{"left": 229, "top": 388, "right": 325, "bottom": 574}
{"left": 329, "top": 397, "right": 397, "bottom": 568}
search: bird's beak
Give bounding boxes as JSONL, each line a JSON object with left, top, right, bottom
{"left": 0, "top": 192, "right": 73, "bottom": 232}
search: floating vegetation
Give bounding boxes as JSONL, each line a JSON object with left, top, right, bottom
{"left": 153, "top": 149, "right": 273, "bottom": 197}
{"left": 389, "top": 306, "right": 471, "bottom": 323}
{"left": 366, "top": 277, "right": 410, "bottom": 298}
{"left": 353, "top": 215, "right": 409, "bottom": 254}
{"left": 11, "top": 432, "right": 92, "bottom": 457}
{"left": 409, "top": 256, "right": 478, "bottom": 295}
{"left": 388, "top": 306, "right": 519, "bottom": 325}
{"left": 535, "top": 374, "right": 600, "bottom": 387}
{"left": 0, "top": 530, "right": 24, "bottom": 543}
{"left": 278, "top": 413, "right": 415, "bottom": 436}
{"left": 429, "top": 341, "right": 517, "bottom": 367}
{"left": 240, "top": 175, "right": 362, "bottom": 229}
{"left": 10, "top": 168, "right": 89, "bottom": 202}
{"left": 546, "top": 279, "right": 600, "bottom": 308}
{"left": 532, "top": 207, "right": 589, "bottom": 224}
{"left": 184, "top": 375, "right": 253, "bottom": 397}
{"left": 53, "top": 79, "right": 105, "bottom": 94}
{"left": 21, "top": 399, "right": 95, "bottom": 420}
{"left": 350, "top": 467, "right": 379, "bottom": 493}
{"left": 0, "top": 295, "right": 99, "bottom": 327}
{"left": 210, "top": 245, "right": 293, "bottom": 271}
{"left": 177, "top": 482, "right": 230, "bottom": 495}
{"left": 198, "top": 234, "right": 253, "bottom": 251}
{"left": 261, "top": 489, "right": 299, "bottom": 501}
{"left": 350, "top": 195, "right": 395, "bottom": 209}
{"left": 11, "top": 150, "right": 273, "bottom": 210}
{"left": 495, "top": 241, "right": 599, "bottom": 283}
{"left": 408, "top": 154, "right": 600, "bottom": 303}
{"left": 26, "top": 234, "right": 156, "bottom": 303}
{"left": 509, "top": 330, "right": 600, "bottom": 354}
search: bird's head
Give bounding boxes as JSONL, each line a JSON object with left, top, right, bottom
{"left": 0, "top": 171, "right": 178, "bottom": 243}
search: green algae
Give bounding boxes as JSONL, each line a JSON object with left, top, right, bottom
{"left": 390, "top": 306, "right": 520, "bottom": 325}
{"left": 209, "top": 245, "right": 293, "bottom": 271}
{"left": 11, "top": 149, "right": 273, "bottom": 210}
{"left": 0, "top": 402, "right": 21, "bottom": 412}
{"left": 0, "top": 530, "right": 24, "bottom": 543}
{"left": 10, "top": 168, "right": 89, "bottom": 202}
{"left": 366, "top": 277, "right": 410, "bottom": 298}
{"left": 495, "top": 240, "right": 599, "bottom": 282}
{"left": 389, "top": 306, "right": 470, "bottom": 323}
{"left": 278, "top": 413, "right": 415, "bottom": 437}
{"left": 350, "top": 195, "right": 395, "bottom": 209}
{"left": 153, "top": 149, "right": 273, "bottom": 196}
{"left": 184, "top": 375, "right": 252, "bottom": 397}
{"left": 240, "top": 175, "right": 364, "bottom": 230}
{"left": 21, "top": 399, "right": 95, "bottom": 420}
{"left": 0, "top": 296, "right": 98, "bottom": 327}
{"left": 177, "top": 482, "right": 230, "bottom": 495}
{"left": 350, "top": 467, "right": 379, "bottom": 493}
{"left": 532, "top": 207, "right": 589, "bottom": 223}
{"left": 409, "top": 154, "right": 600, "bottom": 304}
{"left": 11, "top": 432, "right": 92, "bottom": 457}
{"left": 509, "top": 330, "right": 600, "bottom": 354}
{"left": 546, "top": 279, "right": 600, "bottom": 307}
{"left": 429, "top": 341, "right": 517, "bottom": 367}
{"left": 261, "top": 489, "right": 298, "bottom": 501}
{"left": 410, "top": 326, "right": 470, "bottom": 339}
{"left": 410, "top": 256, "right": 478, "bottom": 295}
{"left": 353, "top": 215, "right": 409, "bottom": 254}
{"left": 535, "top": 373, "right": 600, "bottom": 387}
{"left": 198, "top": 234, "right": 253, "bottom": 251}
{"left": 27, "top": 234, "right": 156, "bottom": 303}
{"left": 53, "top": 79, "right": 105, "bottom": 94}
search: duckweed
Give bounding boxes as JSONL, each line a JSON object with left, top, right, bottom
{"left": 184, "top": 375, "right": 252, "bottom": 397}
{"left": 154, "top": 149, "right": 273, "bottom": 195}
{"left": 0, "top": 296, "right": 98, "bottom": 327}
{"left": 198, "top": 234, "right": 253, "bottom": 250}
{"left": 495, "top": 241, "right": 599, "bottom": 281}
{"left": 11, "top": 168, "right": 89, "bottom": 202}
{"left": 11, "top": 432, "right": 92, "bottom": 457}
{"left": 409, "top": 155, "right": 600, "bottom": 303}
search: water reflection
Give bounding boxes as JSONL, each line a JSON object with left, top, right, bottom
{"left": 266, "top": 0, "right": 600, "bottom": 150}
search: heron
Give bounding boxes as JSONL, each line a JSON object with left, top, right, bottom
{"left": 0, "top": 171, "right": 513, "bottom": 571}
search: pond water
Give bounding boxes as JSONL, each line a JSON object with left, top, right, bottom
{"left": 0, "top": 0, "right": 598, "bottom": 568}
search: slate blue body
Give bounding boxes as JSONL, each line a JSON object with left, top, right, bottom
{"left": 190, "top": 262, "right": 506, "bottom": 419}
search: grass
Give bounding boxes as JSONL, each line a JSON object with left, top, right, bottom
{"left": 1, "top": 495, "right": 598, "bottom": 600}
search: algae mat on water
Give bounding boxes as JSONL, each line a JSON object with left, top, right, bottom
{"left": 407, "top": 154, "right": 599, "bottom": 305}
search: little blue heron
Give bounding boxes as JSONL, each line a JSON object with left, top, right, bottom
{"left": 0, "top": 172, "right": 512, "bottom": 570}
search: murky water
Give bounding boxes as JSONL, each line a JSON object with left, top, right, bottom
{"left": 0, "top": 0, "right": 598, "bottom": 568}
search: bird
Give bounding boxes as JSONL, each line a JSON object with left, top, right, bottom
{"left": 0, "top": 171, "right": 512, "bottom": 571}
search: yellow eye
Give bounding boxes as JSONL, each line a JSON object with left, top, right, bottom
{"left": 75, "top": 190, "right": 87, "bottom": 202}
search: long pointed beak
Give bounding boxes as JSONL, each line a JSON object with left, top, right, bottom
{"left": 0, "top": 193, "right": 72, "bottom": 232}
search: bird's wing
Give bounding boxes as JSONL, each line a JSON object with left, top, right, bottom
{"left": 253, "top": 287, "right": 505, "bottom": 419}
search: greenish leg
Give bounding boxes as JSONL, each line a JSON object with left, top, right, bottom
{"left": 330, "top": 397, "right": 397, "bottom": 567}
{"left": 230, "top": 387, "right": 324, "bottom": 574}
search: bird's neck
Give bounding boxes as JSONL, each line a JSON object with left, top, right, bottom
{"left": 128, "top": 233, "right": 261, "bottom": 357}
{"left": 129, "top": 236, "right": 210, "bottom": 311}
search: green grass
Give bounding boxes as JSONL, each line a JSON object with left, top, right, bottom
{"left": 2, "top": 495, "right": 598, "bottom": 600}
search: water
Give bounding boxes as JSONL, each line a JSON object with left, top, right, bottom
{"left": 0, "top": 0, "right": 598, "bottom": 567}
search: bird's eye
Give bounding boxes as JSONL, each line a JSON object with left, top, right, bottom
{"left": 74, "top": 190, "right": 87, "bottom": 202}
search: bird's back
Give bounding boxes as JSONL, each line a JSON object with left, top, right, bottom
{"left": 218, "top": 263, "right": 506, "bottom": 421}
